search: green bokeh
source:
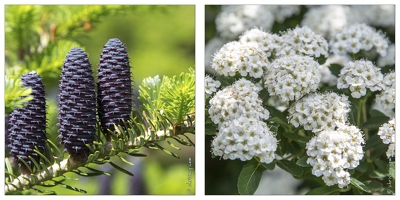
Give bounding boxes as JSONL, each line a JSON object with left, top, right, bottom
{"left": 75, "top": 5, "right": 195, "bottom": 86}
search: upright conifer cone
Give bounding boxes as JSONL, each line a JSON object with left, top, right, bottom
{"left": 8, "top": 71, "right": 47, "bottom": 172}
{"left": 58, "top": 48, "right": 96, "bottom": 159}
{"left": 97, "top": 38, "right": 132, "bottom": 133}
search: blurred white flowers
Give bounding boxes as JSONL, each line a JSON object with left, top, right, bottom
{"left": 375, "top": 71, "right": 395, "bottom": 111}
{"left": 205, "top": 75, "right": 221, "bottom": 95}
{"left": 329, "top": 23, "right": 389, "bottom": 57}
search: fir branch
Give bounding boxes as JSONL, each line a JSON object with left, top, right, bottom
{"left": 4, "top": 75, "right": 33, "bottom": 114}
{"left": 5, "top": 116, "right": 194, "bottom": 194}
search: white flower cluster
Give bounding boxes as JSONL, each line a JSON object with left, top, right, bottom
{"left": 211, "top": 41, "right": 269, "bottom": 78}
{"left": 288, "top": 92, "right": 350, "bottom": 133}
{"left": 375, "top": 72, "right": 395, "bottom": 111}
{"left": 377, "top": 118, "right": 395, "bottom": 159}
{"left": 215, "top": 5, "right": 301, "bottom": 40}
{"left": 301, "top": 5, "right": 395, "bottom": 39}
{"left": 348, "top": 5, "right": 395, "bottom": 28}
{"left": 208, "top": 78, "right": 269, "bottom": 125}
{"left": 211, "top": 118, "right": 278, "bottom": 163}
{"left": 337, "top": 60, "right": 384, "bottom": 98}
{"left": 215, "top": 5, "right": 275, "bottom": 40}
{"left": 382, "top": 71, "right": 395, "bottom": 89}
{"left": 377, "top": 44, "right": 395, "bottom": 67}
{"left": 205, "top": 75, "right": 221, "bottom": 95}
{"left": 239, "top": 28, "right": 280, "bottom": 58}
{"left": 306, "top": 124, "right": 365, "bottom": 188}
{"left": 301, "top": 5, "right": 348, "bottom": 39}
{"left": 205, "top": 37, "right": 227, "bottom": 73}
{"left": 268, "top": 5, "right": 300, "bottom": 23}
{"left": 264, "top": 55, "right": 321, "bottom": 103}
{"left": 276, "top": 26, "right": 329, "bottom": 58}
{"left": 329, "top": 23, "right": 389, "bottom": 57}
{"left": 208, "top": 78, "right": 277, "bottom": 163}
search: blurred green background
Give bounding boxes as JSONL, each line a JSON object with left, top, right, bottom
{"left": 5, "top": 5, "right": 195, "bottom": 195}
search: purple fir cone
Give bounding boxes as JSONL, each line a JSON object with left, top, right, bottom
{"left": 58, "top": 48, "right": 96, "bottom": 159}
{"left": 8, "top": 71, "right": 47, "bottom": 173}
{"left": 97, "top": 38, "right": 132, "bottom": 134}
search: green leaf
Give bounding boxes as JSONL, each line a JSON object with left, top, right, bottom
{"left": 364, "top": 134, "right": 385, "bottom": 150}
{"left": 205, "top": 121, "right": 217, "bottom": 136}
{"left": 282, "top": 131, "right": 308, "bottom": 149}
{"left": 348, "top": 103, "right": 358, "bottom": 126}
{"left": 269, "top": 124, "right": 280, "bottom": 135}
{"left": 46, "top": 139, "right": 63, "bottom": 159}
{"left": 125, "top": 152, "right": 147, "bottom": 157}
{"left": 5, "top": 158, "right": 14, "bottom": 182}
{"left": 350, "top": 177, "right": 371, "bottom": 193}
{"left": 370, "top": 109, "right": 388, "bottom": 118}
{"left": 40, "top": 162, "right": 51, "bottom": 177}
{"left": 18, "top": 157, "right": 33, "bottom": 173}
{"left": 53, "top": 180, "right": 87, "bottom": 194}
{"left": 266, "top": 106, "right": 289, "bottom": 129}
{"left": 361, "top": 116, "right": 390, "bottom": 129}
{"left": 31, "top": 187, "right": 57, "bottom": 195}
{"left": 328, "top": 64, "right": 342, "bottom": 77}
{"left": 260, "top": 162, "right": 275, "bottom": 170}
{"left": 152, "top": 143, "right": 180, "bottom": 159}
{"left": 181, "top": 134, "right": 195, "bottom": 147}
{"left": 166, "top": 139, "right": 181, "bottom": 150}
{"left": 374, "top": 159, "right": 389, "bottom": 172}
{"left": 306, "top": 186, "right": 340, "bottom": 195}
{"left": 84, "top": 166, "right": 112, "bottom": 176}
{"left": 34, "top": 148, "right": 52, "bottom": 166}
{"left": 276, "top": 159, "right": 303, "bottom": 177}
{"left": 90, "top": 151, "right": 100, "bottom": 162}
{"left": 71, "top": 169, "right": 104, "bottom": 177}
{"left": 237, "top": 161, "right": 263, "bottom": 195}
{"left": 296, "top": 156, "right": 311, "bottom": 167}
{"left": 389, "top": 161, "right": 395, "bottom": 179}
{"left": 355, "top": 160, "right": 368, "bottom": 173}
{"left": 363, "top": 180, "right": 383, "bottom": 191}
{"left": 369, "top": 170, "right": 387, "bottom": 179}
{"left": 109, "top": 161, "right": 134, "bottom": 176}
{"left": 117, "top": 155, "right": 135, "bottom": 166}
